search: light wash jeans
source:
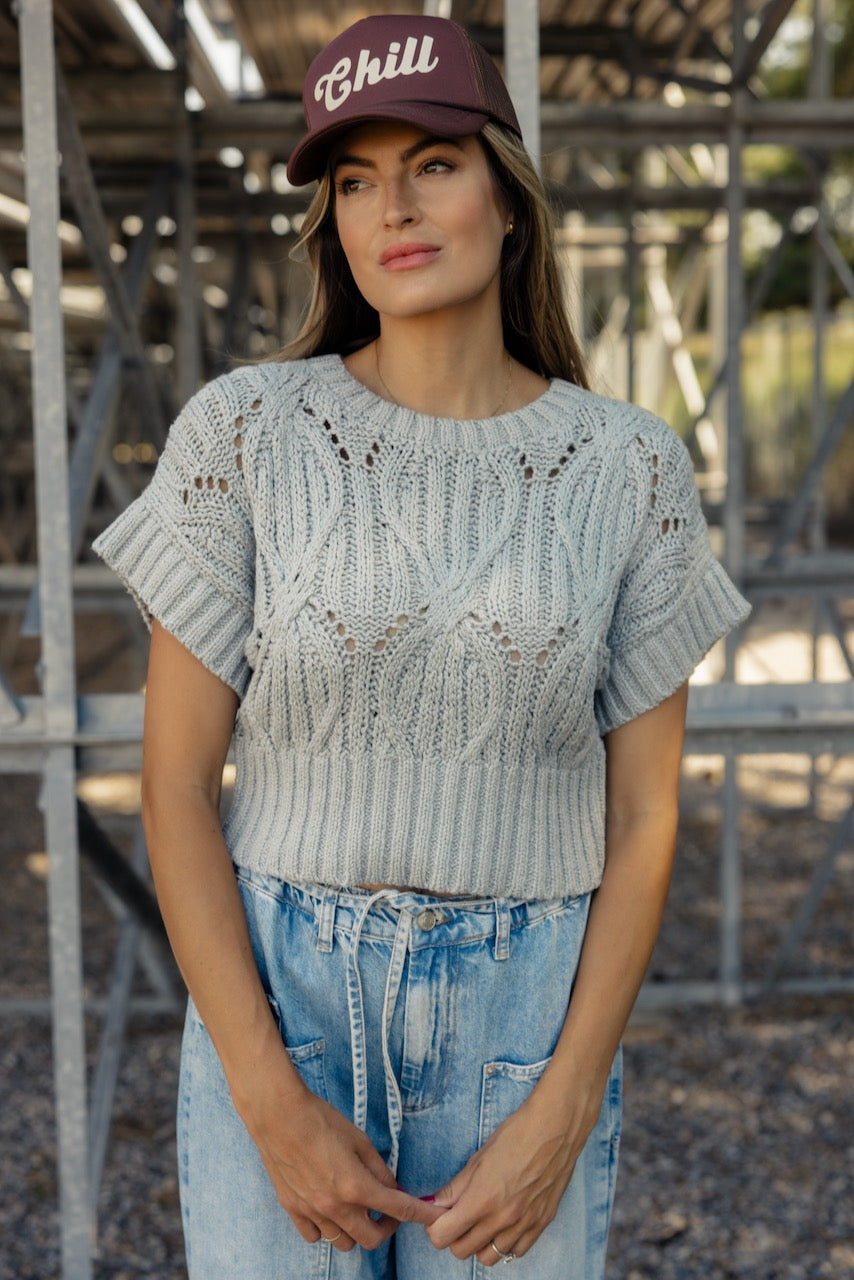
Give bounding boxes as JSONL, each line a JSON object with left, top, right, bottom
{"left": 177, "top": 870, "right": 622, "bottom": 1279}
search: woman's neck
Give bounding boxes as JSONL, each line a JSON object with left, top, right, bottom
{"left": 345, "top": 311, "right": 516, "bottom": 420}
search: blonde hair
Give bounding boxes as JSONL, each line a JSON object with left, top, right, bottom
{"left": 274, "top": 121, "right": 588, "bottom": 388}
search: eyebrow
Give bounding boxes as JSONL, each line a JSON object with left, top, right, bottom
{"left": 331, "top": 135, "right": 465, "bottom": 174}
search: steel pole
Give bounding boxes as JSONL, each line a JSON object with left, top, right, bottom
{"left": 18, "top": 0, "right": 92, "bottom": 1274}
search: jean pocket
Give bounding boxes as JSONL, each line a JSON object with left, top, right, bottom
{"left": 266, "top": 994, "right": 328, "bottom": 1102}
{"left": 478, "top": 1056, "right": 550, "bottom": 1147}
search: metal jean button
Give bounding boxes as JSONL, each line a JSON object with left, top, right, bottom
{"left": 415, "top": 908, "right": 439, "bottom": 932}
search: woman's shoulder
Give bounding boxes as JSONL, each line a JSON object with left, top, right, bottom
{"left": 166, "top": 358, "right": 337, "bottom": 449}
{"left": 543, "top": 380, "right": 696, "bottom": 504}
{"left": 185, "top": 358, "right": 316, "bottom": 412}
{"left": 547, "top": 377, "right": 679, "bottom": 446}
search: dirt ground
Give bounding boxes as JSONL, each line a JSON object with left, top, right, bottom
{"left": 1, "top": 602, "right": 852, "bottom": 1279}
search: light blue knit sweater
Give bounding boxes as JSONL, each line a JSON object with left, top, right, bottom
{"left": 93, "top": 354, "right": 750, "bottom": 898}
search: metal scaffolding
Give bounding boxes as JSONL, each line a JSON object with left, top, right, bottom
{"left": 1, "top": 1, "right": 853, "bottom": 1275}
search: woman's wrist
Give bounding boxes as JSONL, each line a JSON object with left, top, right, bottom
{"left": 225, "top": 1018, "right": 308, "bottom": 1120}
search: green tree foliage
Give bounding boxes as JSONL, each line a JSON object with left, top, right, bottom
{"left": 743, "top": 0, "right": 854, "bottom": 310}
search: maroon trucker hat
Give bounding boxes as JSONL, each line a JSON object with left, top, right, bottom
{"left": 286, "top": 15, "right": 522, "bottom": 186}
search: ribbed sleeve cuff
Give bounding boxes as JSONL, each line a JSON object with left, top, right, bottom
{"left": 92, "top": 499, "right": 252, "bottom": 698}
{"left": 595, "top": 555, "right": 750, "bottom": 734}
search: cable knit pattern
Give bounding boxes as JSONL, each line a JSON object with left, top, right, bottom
{"left": 93, "top": 354, "right": 750, "bottom": 898}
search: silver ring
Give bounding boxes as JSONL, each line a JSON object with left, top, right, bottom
{"left": 490, "top": 1240, "right": 517, "bottom": 1264}
{"left": 320, "top": 1230, "right": 342, "bottom": 1244}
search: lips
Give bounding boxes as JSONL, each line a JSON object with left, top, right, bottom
{"left": 379, "top": 242, "right": 441, "bottom": 269}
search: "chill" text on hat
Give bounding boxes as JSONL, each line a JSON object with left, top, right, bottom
{"left": 314, "top": 37, "right": 440, "bottom": 113}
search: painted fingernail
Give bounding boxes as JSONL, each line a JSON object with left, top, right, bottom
{"left": 419, "top": 1195, "right": 436, "bottom": 1203}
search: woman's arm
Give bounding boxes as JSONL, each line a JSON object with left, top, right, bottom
{"left": 425, "top": 681, "right": 689, "bottom": 1264}
{"left": 142, "top": 621, "right": 439, "bottom": 1251}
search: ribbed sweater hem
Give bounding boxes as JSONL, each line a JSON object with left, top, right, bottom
{"left": 223, "top": 742, "right": 608, "bottom": 900}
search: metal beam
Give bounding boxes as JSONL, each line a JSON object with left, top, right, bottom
{"left": 173, "top": 4, "right": 201, "bottom": 402}
{"left": 504, "top": 0, "right": 540, "bottom": 171}
{"left": 87, "top": 823, "right": 159, "bottom": 1220}
{"left": 18, "top": 3, "right": 92, "bottom": 1277}
{"left": 765, "top": 373, "right": 854, "bottom": 564}
{"left": 720, "top": 0, "right": 748, "bottom": 1007}
{"left": 68, "top": 169, "right": 168, "bottom": 555}
{"left": 20, "top": 169, "right": 169, "bottom": 636}
{"left": 53, "top": 66, "right": 167, "bottom": 441}
{"left": 2, "top": 683, "right": 852, "bottom": 761}
{"left": 469, "top": 21, "right": 721, "bottom": 65}
{"left": 4, "top": 99, "right": 854, "bottom": 154}
{"left": 763, "top": 798, "right": 854, "bottom": 986}
{"left": 732, "top": 0, "right": 799, "bottom": 84}
{"left": 817, "top": 220, "right": 854, "bottom": 304}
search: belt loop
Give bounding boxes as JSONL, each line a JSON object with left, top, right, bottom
{"left": 493, "top": 899, "right": 510, "bottom": 961}
{"left": 316, "top": 888, "right": 337, "bottom": 953}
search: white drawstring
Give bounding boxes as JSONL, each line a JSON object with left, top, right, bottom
{"left": 344, "top": 890, "right": 411, "bottom": 1176}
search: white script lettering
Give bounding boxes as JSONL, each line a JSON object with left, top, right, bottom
{"left": 315, "top": 36, "right": 440, "bottom": 113}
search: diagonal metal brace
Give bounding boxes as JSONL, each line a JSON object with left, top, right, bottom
{"left": 765, "top": 373, "right": 854, "bottom": 565}
{"left": 53, "top": 65, "right": 167, "bottom": 443}
{"left": 763, "top": 796, "right": 854, "bottom": 987}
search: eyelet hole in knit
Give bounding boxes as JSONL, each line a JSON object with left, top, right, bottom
{"left": 489, "top": 621, "right": 565, "bottom": 665}
{"left": 519, "top": 443, "right": 581, "bottom": 483}
{"left": 320, "top": 416, "right": 353, "bottom": 465}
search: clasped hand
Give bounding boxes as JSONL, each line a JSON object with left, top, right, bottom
{"left": 242, "top": 1068, "right": 592, "bottom": 1265}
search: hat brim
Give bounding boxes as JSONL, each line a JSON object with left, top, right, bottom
{"left": 286, "top": 100, "right": 491, "bottom": 186}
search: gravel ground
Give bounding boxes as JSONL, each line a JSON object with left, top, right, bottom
{"left": 2, "top": 617, "right": 853, "bottom": 1279}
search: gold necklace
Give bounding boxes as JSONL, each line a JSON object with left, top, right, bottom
{"left": 374, "top": 342, "right": 513, "bottom": 418}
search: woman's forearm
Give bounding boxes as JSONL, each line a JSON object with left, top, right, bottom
{"left": 533, "top": 683, "right": 689, "bottom": 1131}
{"left": 142, "top": 782, "right": 299, "bottom": 1108}
{"left": 534, "top": 808, "right": 678, "bottom": 1129}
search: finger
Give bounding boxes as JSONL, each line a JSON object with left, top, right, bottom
{"left": 316, "top": 1223, "right": 356, "bottom": 1253}
{"left": 424, "top": 1172, "right": 475, "bottom": 1246}
{"left": 332, "top": 1206, "right": 397, "bottom": 1251}
{"left": 289, "top": 1207, "right": 326, "bottom": 1244}
{"left": 477, "top": 1234, "right": 521, "bottom": 1268}
{"left": 361, "top": 1184, "right": 449, "bottom": 1229}
{"left": 354, "top": 1139, "right": 398, "bottom": 1189}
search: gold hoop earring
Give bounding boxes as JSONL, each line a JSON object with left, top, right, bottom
{"left": 506, "top": 219, "right": 514, "bottom": 235}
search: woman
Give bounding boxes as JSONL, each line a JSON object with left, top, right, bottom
{"left": 94, "top": 14, "right": 749, "bottom": 1277}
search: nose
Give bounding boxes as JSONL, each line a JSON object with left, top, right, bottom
{"left": 382, "top": 176, "right": 419, "bottom": 229}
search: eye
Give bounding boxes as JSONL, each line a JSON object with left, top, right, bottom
{"left": 335, "top": 175, "right": 368, "bottom": 196}
{"left": 420, "top": 157, "right": 454, "bottom": 175}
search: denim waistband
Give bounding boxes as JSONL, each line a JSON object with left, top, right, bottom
{"left": 237, "top": 868, "right": 581, "bottom": 959}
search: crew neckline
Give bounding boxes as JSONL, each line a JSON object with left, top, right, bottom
{"left": 300, "top": 353, "right": 582, "bottom": 449}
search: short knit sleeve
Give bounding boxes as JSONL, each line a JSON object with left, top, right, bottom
{"left": 91, "top": 376, "right": 255, "bottom": 697}
{"left": 594, "top": 421, "right": 750, "bottom": 735}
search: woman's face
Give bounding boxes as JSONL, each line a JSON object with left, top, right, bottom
{"left": 330, "top": 121, "right": 509, "bottom": 325}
